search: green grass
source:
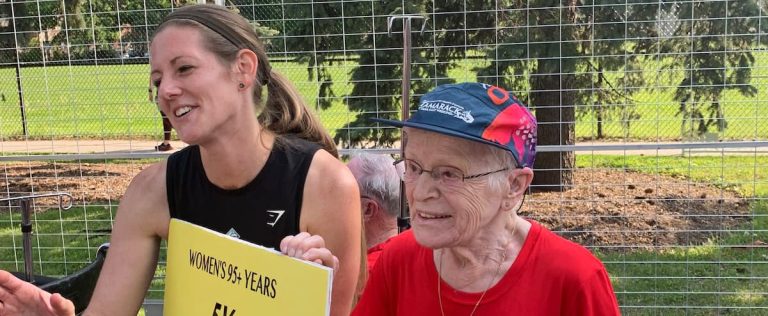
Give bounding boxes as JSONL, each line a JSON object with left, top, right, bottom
{"left": 0, "top": 62, "right": 356, "bottom": 140}
{"left": 577, "top": 155, "right": 768, "bottom": 314}
{"left": 2, "top": 55, "right": 768, "bottom": 141}
{"left": 0, "top": 204, "right": 114, "bottom": 275}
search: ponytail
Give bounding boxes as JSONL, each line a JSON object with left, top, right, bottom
{"left": 258, "top": 71, "right": 339, "bottom": 158}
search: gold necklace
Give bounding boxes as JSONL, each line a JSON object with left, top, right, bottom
{"left": 437, "top": 221, "right": 516, "bottom": 316}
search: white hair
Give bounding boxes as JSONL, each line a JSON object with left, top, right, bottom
{"left": 472, "top": 143, "right": 518, "bottom": 193}
{"left": 349, "top": 153, "right": 402, "bottom": 218}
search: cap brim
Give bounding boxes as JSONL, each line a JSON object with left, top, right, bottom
{"left": 369, "top": 117, "right": 513, "bottom": 155}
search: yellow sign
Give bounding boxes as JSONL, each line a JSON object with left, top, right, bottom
{"left": 164, "top": 219, "right": 333, "bottom": 316}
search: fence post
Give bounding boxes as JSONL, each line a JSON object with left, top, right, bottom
{"left": 387, "top": 15, "right": 426, "bottom": 233}
{"left": 10, "top": 3, "right": 28, "bottom": 137}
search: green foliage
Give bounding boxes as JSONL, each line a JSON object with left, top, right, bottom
{"left": 632, "top": 1, "right": 763, "bottom": 138}
{"left": 475, "top": 1, "right": 764, "bottom": 141}
{"left": 0, "top": 0, "right": 179, "bottom": 64}
{"left": 271, "top": 0, "right": 449, "bottom": 148}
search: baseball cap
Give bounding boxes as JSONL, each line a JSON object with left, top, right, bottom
{"left": 371, "top": 82, "right": 537, "bottom": 168}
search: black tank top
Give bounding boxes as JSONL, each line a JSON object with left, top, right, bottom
{"left": 166, "top": 136, "right": 321, "bottom": 250}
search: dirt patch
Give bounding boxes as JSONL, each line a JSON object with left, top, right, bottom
{"left": 0, "top": 162, "right": 751, "bottom": 250}
{"left": 0, "top": 162, "right": 145, "bottom": 208}
{"left": 524, "top": 169, "right": 750, "bottom": 251}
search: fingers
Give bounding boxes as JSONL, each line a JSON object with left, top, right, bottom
{"left": 280, "top": 232, "right": 326, "bottom": 258}
{"left": 0, "top": 270, "right": 22, "bottom": 301}
{"left": 280, "top": 233, "right": 338, "bottom": 270}
{"left": 302, "top": 248, "right": 339, "bottom": 272}
{"left": 49, "top": 293, "right": 75, "bottom": 316}
{"left": 0, "top": 270, "right": 20, "bottom": 292}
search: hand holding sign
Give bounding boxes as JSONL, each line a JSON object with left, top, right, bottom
{"left": 280, "top": 232, "right": 340, "bottom": 272}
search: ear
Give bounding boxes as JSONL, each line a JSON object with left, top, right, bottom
{"left": 233, "top": 49, "right": 259, "bottom": 89}
{"left": 504, "top": 167, "right": 533, "bottom": 202}
{"left": 362, "top": 199, "right": 378, "bottom": 221}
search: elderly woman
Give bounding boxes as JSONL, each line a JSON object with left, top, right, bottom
{"left": 352, "top": 83, "right": 620, "bottom": 315}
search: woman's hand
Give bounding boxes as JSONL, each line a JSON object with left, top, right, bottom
{"left": 0, "top": 270, "right": 75, "bottom": 316}
{"left": 280, "top": 232, "right": 340, "bottom": 272}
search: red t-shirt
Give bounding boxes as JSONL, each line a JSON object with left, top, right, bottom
{"left": 352, "top": 220, "right": 620, "bottom": 316}
{"left": 367, "top": 237, "right": 394, "bottom": 275}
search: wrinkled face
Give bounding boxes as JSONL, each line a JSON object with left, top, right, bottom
{"left": 149, "top": 26, "right": 239, "bottom": 145}
{"left": 404, "top": 127, "right": 509, "bottom": 249}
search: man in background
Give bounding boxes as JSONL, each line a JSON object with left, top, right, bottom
{"left": 155, "top": 111, "right": 173, "bottom": 151}
{"left": 348, "top": 153, "right": 402, "bottom": 273}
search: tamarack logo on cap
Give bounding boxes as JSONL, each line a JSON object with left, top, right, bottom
{"left": 371, "top": 82, "right": 537, "bottom": 168}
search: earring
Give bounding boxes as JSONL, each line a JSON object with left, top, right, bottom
{"left": 503, "top": 201, "right": 512, "bottom": 210}
{"left": 238, "top": 82, "right": 245, "bottom": 89}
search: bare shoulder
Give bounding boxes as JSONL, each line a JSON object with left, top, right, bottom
{"left": 300, "top": 148, "right": 361, "bottom": 227}
{"left": 300, "top": 148, "right": 360, "bottom": 241}
{"left": 116, "top": 160, "right": 170, "bottom": 239}
{"left": 305, "top": 150, "right": 358, "bottom": 196}
{"left": 127, "top": 161, "right": 166, "bottom": 192}
{"left": 122, "top": 161, "right": 166, "bottom": 206}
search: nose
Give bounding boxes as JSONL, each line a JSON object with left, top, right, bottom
{"left": 410, "top": 170, "right": 439, "bottom": 201}
{"left": 157, "top": 78, "right": 182, "bottom": 102}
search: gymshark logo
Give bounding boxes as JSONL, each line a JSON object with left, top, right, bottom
{"left": 266, "top": 210, "right": 285, "bottom": 227}
{"left": 225, "top": 228, "right": 240, "bottom": 239}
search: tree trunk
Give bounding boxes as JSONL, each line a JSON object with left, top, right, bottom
{"left": 530, "top": 60, "right": 575, "bottom": 192}
{"left": 596, "top": 64, "right": 604, "bottom": 139}
{"left": 596, "top": 106, "right": 604, "bottom": 139}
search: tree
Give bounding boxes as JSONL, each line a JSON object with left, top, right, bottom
{"left": 0, "top": 0, "right": 32, "bottom": 64}
{"left": 254, "top": 0, "right": 763, "bottom": 191}
{"left": 271, "top": 0, "right": 642, "bottom": 191}
{"left": 263, "top": 1, "right": 459, "bottom": 148}
{"left": 475, "top": 0, "right": 763, "bottom": 190}
{"left": 475, "top": 1, "right": 643, "bottom": 191}
{"left": 270, "top": 1, "right": 529, "bottom": 148}
{"left": 631, "top": 1, "right": 761, "bottom": 139}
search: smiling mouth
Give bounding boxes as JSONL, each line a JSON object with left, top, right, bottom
{"left": 175, "top": 106, "right": 192, "bottom": 117}
{"left": 419, "top": 212, "right": 451, "bottom": 219}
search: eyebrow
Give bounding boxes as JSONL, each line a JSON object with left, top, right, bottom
{"left": 150, "top": 56, "right": 185, "bottom": 77}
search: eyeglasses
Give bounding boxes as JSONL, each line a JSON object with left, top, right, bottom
{"left": 393, "top": 158, "right": 509, "bottom": 187}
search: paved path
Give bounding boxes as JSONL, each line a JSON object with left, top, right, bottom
{"left": 0, "top": 140, "right": 188, "bottom": 155}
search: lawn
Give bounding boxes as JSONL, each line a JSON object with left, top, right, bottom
{"left": 576, "top": 154, "right": 768, "bottom": 315}
{"left": 0, "top": 62, "right": 356, "bottom": 140}
{"left": 2, "top": 54, "right": 768, "bottom": 142}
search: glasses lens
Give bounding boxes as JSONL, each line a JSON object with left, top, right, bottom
{"left": 402, "top": 159, "right": 422, "bottom": 182}
{"left": 393, "top": 159, "right": 406, "bottom": 181}
{"left": 433, "top": 166, "right": 464, "bottom": 186}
